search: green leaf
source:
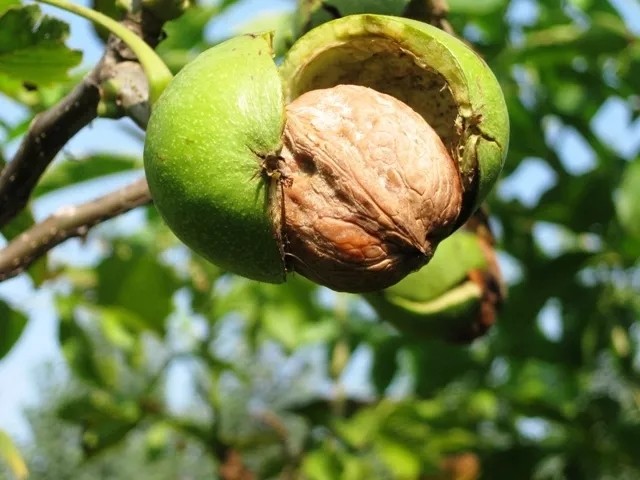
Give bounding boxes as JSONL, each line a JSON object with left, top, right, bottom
{"left": 302, "top": 449, "right": 342, "bottom": 480}
{"left": 615, "top": 158, "right": 640, "bottom": 238}
{"left": 157, "top": 5, "right": 219, "bottom": 71}
{"left": 370, "top": 338, "right": 402, "bottom": 394}
{"left": 377, "top": 438, "right": 421, "bottom": 478}
{"left": 96, "top": 306, "right": 146, "bottom": 350}
{"left": 0, "top": 5, "right": 82, "bottom": 85}
{"left": 57, "top": 295, "right": 116, "bottom": 386}
{"left": 326, "top": 0, "right": 411, "bottom": 16}
{"left": 448, "top": 0, "right": 506, "bottom": 15}
{"left": 0, "top": 0, "right": 19, "bottom": 16}
{"left": 260, "top": 278, "right": 336, "bottom": 348}
{"left": 511, "top": 13, "right": 630, "bottom": 65}
{"left": 34, "top": 154, "right": 142, "bottom": 197}
{"left": 57, "top": 290, "right": 162, "bottom": 391}
{"left": 0, "top": 429, "right": 27, "bottom": 480}
{"left": 336, "top": 406, "right": 382, "bottom": 448}
{"left": 409, "top": 340, "right": 476, "bottom": 396}
{"left": 0, "top": 300, "right": 27, "bottom": 359}
{"left": 95, "top": 242, "right": 181, "bottom": 334}
{"left": 502, "top": 359, "right": 579, "bottom": 416}
{"left": 57, "top": 391, "right": 141, "bottom": 457}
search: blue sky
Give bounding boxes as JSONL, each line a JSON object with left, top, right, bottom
{"left": 1, "top": 0, "right": 640, "bottom": 443}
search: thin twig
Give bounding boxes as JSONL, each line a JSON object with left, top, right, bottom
{"left": 0, "top": 178, "right": 151, "bottom": 281}
{"left": 427, "top": 0, "right": 455, "bottom": 34}
{"left": 404, "top": 0, "right": 455, "bottom": 35}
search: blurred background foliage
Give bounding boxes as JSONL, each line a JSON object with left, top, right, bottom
{"left": 1, "top": 0, "right": 640, "bottom": 478}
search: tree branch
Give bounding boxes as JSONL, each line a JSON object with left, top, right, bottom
{"left": 0, "top": 9, "right": 172, "bottom": 282}
{"left": 0, "top": 178, "right": 151, "bottom": 281}
{"left": 427, "top": 0, "right": 454, "bottom": 34}
{"left": 404, "top": 0, "right": 454, "bottom": 34}
{"left": 0, "top": 13, "right": 163, "bottom": 229}
{"left": 0, "top": 75, "right": 101, "bottom": 227}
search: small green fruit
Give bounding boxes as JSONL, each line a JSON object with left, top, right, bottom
{"left": 365, "top": 211, "right": 504, "bottom": 341}
{"left": 144, "top": 15, "right": 510, "bottom": 292}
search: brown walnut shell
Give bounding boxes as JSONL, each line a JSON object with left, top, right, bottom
{"left": 276, "top": 85, "right": 463, "bottom": 292}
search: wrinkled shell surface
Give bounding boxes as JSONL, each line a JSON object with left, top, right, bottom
{"left": 279, "top": 85, "right": 463, "bottom": 292}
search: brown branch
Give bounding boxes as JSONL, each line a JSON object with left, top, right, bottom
{"left": 0, "top": 9, "right": 172, "bottom": 281}
{"left": 0, "top": 178, "right": 151, "bottom": 281}
{"left": 0, "top": 75, "right": 101, "bottom": 227}
{"left": 0, "top": 13, "right": 163, "bottom": 229}
{"left": 427, "top": 0, "right": 454, "bottom": 34}
{"left": 404, "top": 0, "right": 455, "bottom": 35}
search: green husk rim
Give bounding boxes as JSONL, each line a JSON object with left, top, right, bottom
{"left": 144, "top": 33, "right": 286, "bottom": 283}
{"left": 368, "top": 281, "right": 483, "bottom": 338}
{"left": 280, "top": 14, "right": 510, "bottom": 221}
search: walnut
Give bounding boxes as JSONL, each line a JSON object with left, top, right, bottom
{"left": 278, "top": 85, "right": 463, "bottom": 292}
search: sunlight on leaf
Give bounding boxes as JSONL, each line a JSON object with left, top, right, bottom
{"left": 0, "top": 5, "right": 82, "bottom": 85}
{"left": 0, "top": 429, "right": 28, "bottom": 480}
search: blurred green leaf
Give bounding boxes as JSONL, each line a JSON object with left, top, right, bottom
{"left": 449, "top": 0, "right": 505, "bottom": 15}
{"left": 34, "top": 154, "right": 142, "bottom": 197}
{"left": 95, "top": 242, "right": 181, "bottom": 334}
{"left": 615, "top": 158, "right": 640, "bottom": 238}
{"left": 0, "top": 300, "right": 27, "bottom": 359}
{"left": 0, "top": 0, "right": 19, "bottom": 16}
{"left": 157, "top": 5, "right": 219, "bottom": 71}
{"left": 0, "top": 429, "right": 27, "bottom": 480}
{"left": 0, "top": 5, "right": 82, "bottom": 85}
{"left": 377, "top": 438, "right": 421, "bottom": 478}
{"left": 370, "top": 338, "right": 402, "bottom": 394}
{"left": 302, "top": 448, "right": 342, "bottom": 480}
{"left": 57, "top": 297, "right": 119, "bottom": 387}
{"left": 58, "top": 390, "right": 141, "bottom": 457}
{"left": 325, "top": 0, "right": 410, "bottom": 16}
